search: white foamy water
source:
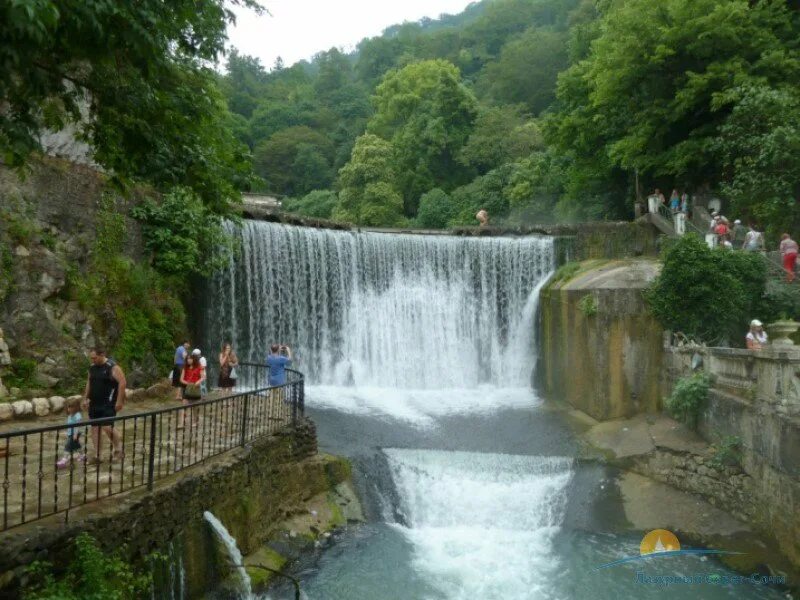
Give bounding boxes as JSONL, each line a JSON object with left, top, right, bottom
{"left": 385, "top": 449, "right": 573, "bottom": 600}
{"left": 204, "top": 511, "right": 252, "bottom": 598}
{"left": 307, "top": 385, "right": 541, "bottom": 426}
{"left": 205, "top": 222, "right": 554, "bottom": 388}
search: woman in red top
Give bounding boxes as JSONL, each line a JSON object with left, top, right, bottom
{"left": 780, "top": 233, "right": 799, "bottom": 283}
{"left": 179, "top": 354, "right": 205, "bottom": 427}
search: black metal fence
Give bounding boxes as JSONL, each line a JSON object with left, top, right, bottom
{"left": 0, "top": 363, "right": 304, "bottom": 532}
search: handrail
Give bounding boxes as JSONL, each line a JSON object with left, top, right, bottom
{"left": 0, "top": 363, "right": 305, "bottom": 532}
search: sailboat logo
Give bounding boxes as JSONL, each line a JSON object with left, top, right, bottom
{"left": 594, "top": 529, "right": 742, "bottom": 571}
{"left": 640, "top": 529, "right": 680, "bottom": 555}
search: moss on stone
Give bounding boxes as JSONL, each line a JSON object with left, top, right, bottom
{"left": 244, "top": 546, "right": 287, "bottom": 591}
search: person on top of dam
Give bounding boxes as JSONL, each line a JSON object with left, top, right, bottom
{"left": 266, "top": 343, "right": 293, "bottom": 386}
{"left": 476, "top": 208, "right": 489, "bottom": 227}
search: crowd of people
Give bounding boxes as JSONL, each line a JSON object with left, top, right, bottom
{"left": 56, "top": 340, "right": 296, "bottom": 468}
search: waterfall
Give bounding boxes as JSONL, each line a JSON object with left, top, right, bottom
{"left": 385, "top": 449, "right": 573, "bottom": 599}
{"left": 204, "top": 511, "right": 253, "bottom": 598}
{"left": 205, "top": 222, "right": 554, "bottom": 388}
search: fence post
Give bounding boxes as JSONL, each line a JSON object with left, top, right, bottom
{"left": 240, "top": 393, "right": 250, "bottom": 447}
{"left": 146, "top": 414, "right": 156, "bottom": 491}
{"left": 291, "top": 383, "right": 298, "bottom": 427}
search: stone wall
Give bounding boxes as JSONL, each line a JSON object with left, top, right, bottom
{"left": 661, "top": 344, "right": 800, "bottom": 573}
{"left": 0, "top": 419, "right": 351, "bottom": 598}
{"left": 541, "top": 259, "right": 664, "bottom": 420}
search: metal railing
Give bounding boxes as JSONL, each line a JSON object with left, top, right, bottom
{"left": 0, "top": 363, "right": 304, "bottom": 532}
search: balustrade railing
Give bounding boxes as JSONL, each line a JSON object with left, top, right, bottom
{"left": 0, "top": 363, "right": 304, "bottom": 531}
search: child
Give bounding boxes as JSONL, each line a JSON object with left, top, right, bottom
{"left": 57, "top": 398, "right": 85, "bottom": 468}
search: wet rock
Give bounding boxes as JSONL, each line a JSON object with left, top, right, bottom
{"left": 31, "top": 398, "right": 50, "bottom": 416}
{"left": 11, "top": 400, "right": 33, "bottom": 416}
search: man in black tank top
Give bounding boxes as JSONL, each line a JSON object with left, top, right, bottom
{"left": 82, "top": 348, "right": 126, "bottom": 464}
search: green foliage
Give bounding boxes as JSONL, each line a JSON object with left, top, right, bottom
{"left": 4, "top": 358, "right": 38, "bottom": 390}
{"left": 131, "top": 187, "right": 232, "bottom": 277}
{"left": 709, "top": 434, "right": 743, "bottom": 469}
{"left": 761, "top": 280, "right": 800, "bottom": 324}
{"left": 334, "top": 134, "right": 406, "bottom": 226}
{"left": 578, "top": 293, "right": 598, "bottom": 317}
{"left": 647, "top": 235, "right": 767, "bottom": 345}
{"left": 552, "top": 261, "right": 580, "bottom": 282}
{"left": 253, "top": 127, "right": 335, "bottom": 196}
{"left": 282, "top": 190, "right": 339, "bottom": 220}
{"left": 415, "top": 189, "right": 457, "bottom": 229}
{"left": 1, "top": 0, "right": 260, "bottom": 210}
{"left": 458, "top": 105, "right": 543, "bottom": 173}
{"left": 22, "top": 533, "right": 151, "bottom": 600}
{"left": 666, "top": 372, "right": 711, "bottom": 429}
{"left": 367, "top": 60, "right": 478, "bottom": 213}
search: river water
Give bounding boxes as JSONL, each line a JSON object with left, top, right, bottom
{"left": 206, "top": 222, "right": 788, "bottom": 600}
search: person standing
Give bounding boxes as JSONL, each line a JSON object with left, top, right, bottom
{"left": 266, "top": 344, "right": 293, "bottom": 386}
{"left": 732, "top": 220, "right": 747, "bottom": 247}
{"left": 743, "top": 224, "right": 764, "bottom": 252}
{"left": 192, "top": 348, "right": 208, "bottom": 396}
{"left": 475, "top": 209, "right": 489, "bottom": 227}
{"left": 218, "top": 343, "right": 239, "bottom": 393}
{"left": 83, "top": 348, "right": 125, "bottom": 464}
{"left": 669, "top": 189, "right": 680, "bottom": 213}
{"left": 680, "top": 190, "right": 690, "bottom": 215}
{"left": 179, "top": 354, "right": 205, "bottom": 428}
{"left": 746, "top": 320, "right": 768, "bottom": 350}
{"left": 173, "top": 340, "right": 190, "bottom": 400}
{"left": 780, "top": 233, "right": 799, "bottom": 282}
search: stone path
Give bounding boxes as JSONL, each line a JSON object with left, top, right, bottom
{"left": 0, "top": 388, "right": 296, "bottom": 531}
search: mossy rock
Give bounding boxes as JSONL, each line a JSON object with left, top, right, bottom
{"left": 244, "top": 546, "right": 287, "bottom": 592}
{"left": 321, "top": 453, "right": 352, "bottom": 486}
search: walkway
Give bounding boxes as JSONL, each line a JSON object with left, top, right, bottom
{"left": 0, "top": 372, "right": 304, "bottom": 532}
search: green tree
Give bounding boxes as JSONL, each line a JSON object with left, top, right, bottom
{"left": 416, "top": 188, "right": 457, "bottom": 229}
{"left": 715, "top": 84, "right": 800, "bottom": 239}
{"left": 549, "top": 0, "right": 800, "bottom": 200}
{"left": 459, "top": 105, "right": 544, "bottom": 173}
{"left": 283, "top": 190, "right": 339, "bottom": 219}
{"left": 334, "top": 134, "right": 405, "bottom": 226}
{"left": 253, "top": 126, "right": 334, "bottom": 195}
{"left": 646, "top": 234, "right": 767, "bottom": 345}
{"left": 368, "top": 60, "right": 478, "bottom": 214}
{"left": 478, "top": 28, "right": 569, "bottom": 115}
{"left": 0, "top": 0, "right": 260, "bottom": 210}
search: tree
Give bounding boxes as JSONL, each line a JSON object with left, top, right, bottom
{"left": 646, "top": 234, "right": 767, "bottom": 345}
{"left": 716, "top": 84, "right": 800, "bottom": 239}
{"left": 0, "top": 0, "right": 261, "bottom": 210}
{"left": 368, "top": 60, "right": 478, "bottom": 214}
{"left": 549, "top": 0, "right": 800, "bottom": 196}
{"left": 334, "top": 134, "right": 405, "bottom": 226}
{"left": 416, "top": 188, "right": 457, "bottom": 229}
{"left": 253, "top": 126, "right": 334, "bottom": 195}
{"left": 282, "top": 190, "right": 339, "bottom": 219}
{"left": 459, "top": 105, "right": 544, "bottom": 173}
{"left": 478, "top": 28, "right": 569, "bottom": 115}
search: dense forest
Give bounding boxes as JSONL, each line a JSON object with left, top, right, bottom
{"left": 2, "top": 0, "right": 799, "bottom": 234}
{"left": 220, "top": 0, "right": 800, "bottom": 234}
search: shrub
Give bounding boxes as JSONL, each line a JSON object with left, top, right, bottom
{"left": 665, "top": 372, "right": 711, "bottom": 429}
{"left": 578, "top": 293, "right": 598, "bottom": 317}
{"left": 647, "top": 234, "right": 766, "bottom": 345}
{"left": 23, "top": 533, "right": 151, "bottom": 600}
{"left": 552, "top": 261, "right": 580, "bottom": 283}
{"left": 4, "top": 358, "right": 38, "bottom": 390}
{"left": 131, "top": 187, "right": 233, "bottom": 276}
{"left": 282, "top": 190, "right": 338, "bottom": 219}
{"left": 415, "top": 188, "right": 456, "bottom": 229}
{"left": 709, "top": 434, "right": 743, "bottom": 469}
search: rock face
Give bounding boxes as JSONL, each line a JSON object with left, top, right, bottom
{"left": 541, "top": 259, "right": 664, "bottom": 420}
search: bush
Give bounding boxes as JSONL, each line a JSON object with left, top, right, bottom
{"left": 23, "top": 533, "right": 151, "bottom": 600}
{"left": 552, "top": 261, "right": 580, "bottom": 283}
{"left": 578, "top": 293, "right": 598, "bottom": 317}
{"left": 282, "top": 190, "right": 338, "bottom": 219}
{"left": 665, "top": 372, "right": 711, "bottom": 429}
{"left": 131, "top": 187, "right": 233, "bottom": 276}
{"left": 647, "top": 234, "right": 767, "bottom": 345}
{"left": 415, "top": 188, "right": 456, "bottom": 229}
{"left": 4, "top": 358, "right": 37, "bottom": 390}
{"left": 709, "top": 434, "right": 743, "bottom": 469}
